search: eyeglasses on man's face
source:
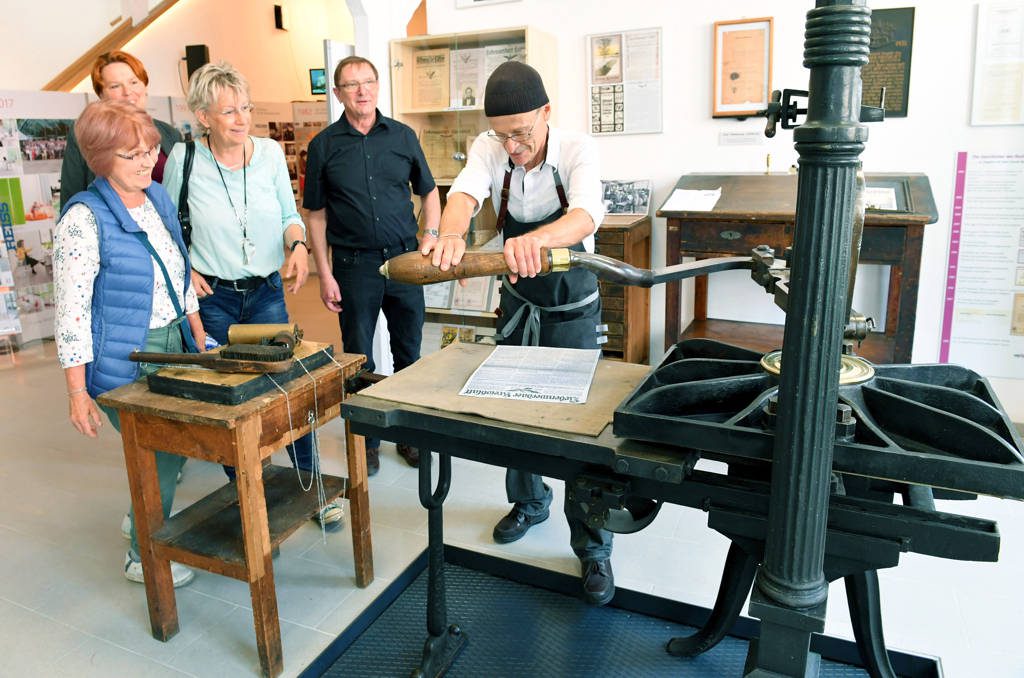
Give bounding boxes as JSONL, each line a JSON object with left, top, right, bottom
{"left": 336, "top": 79, "right": 379, "bottom": 92}
{"left": 114, "top": 144, "right": 159, "bottom": 163}
{"left": 487, "top": 109, "right": 543, "bottom": 145}
{"left": 212, "top": 103, "right": 255, "bottom": 117}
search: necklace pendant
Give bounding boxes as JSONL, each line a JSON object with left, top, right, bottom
{"left": 242, "top": 237, "right": 256, "bottom": 264}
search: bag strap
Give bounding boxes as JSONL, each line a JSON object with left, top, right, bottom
{"left": 177, "top": 140, "right": 195, "bottom": 248}
{"left": 131, "top": 230, "right": 200, "bottom": 353}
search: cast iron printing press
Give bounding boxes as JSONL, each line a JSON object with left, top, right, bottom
{"left": 345, "top": 1, "right": 1024, "bottom": 676}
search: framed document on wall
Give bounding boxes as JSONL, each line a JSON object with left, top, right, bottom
{"left": 586, "top": 28, "right": 663, "bottom": 135}
{"left": 713, "top": 17, "right": 773, "bottom": 118}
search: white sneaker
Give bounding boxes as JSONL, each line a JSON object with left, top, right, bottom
{"left": 121, "top": 513, "right": 131, "bottom": 540}
{"left": 124, "top": 553, "right": 194, "bottom": 588}
{"left": 314, "top": 501, "right": 345, "bottom": 531}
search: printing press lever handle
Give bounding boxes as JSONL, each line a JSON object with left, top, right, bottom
{"left": 379, "top": 249, "right": 755, "bottom": 288}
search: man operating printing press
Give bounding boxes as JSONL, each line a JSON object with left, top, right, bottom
{"left": 420, "top": 61, "right": 613, "bottom": 606}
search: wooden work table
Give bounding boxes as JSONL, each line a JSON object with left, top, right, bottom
{"left": 659, "top": 173, "right": 938, "bottom": 363}
{"left": 98, "top": 352, "right": 370, "bottom": 678}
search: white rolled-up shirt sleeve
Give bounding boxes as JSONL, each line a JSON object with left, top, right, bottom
{"left": 560, "top": 134, "right": 605, "bottom": 235}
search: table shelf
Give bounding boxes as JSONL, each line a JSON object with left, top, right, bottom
{"left": 152, "top": 465, "right": 348, "bottom": 577}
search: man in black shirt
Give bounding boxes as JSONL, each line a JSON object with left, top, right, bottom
{"left": 304, "top": 56, "right": 441, "bottom": 475}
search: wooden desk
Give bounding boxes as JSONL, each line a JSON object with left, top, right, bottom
{"left": 659, "top": 173, "right": 937, "bottom": 363}
{"left": 98, "top": 354, "right": 371, "bottom": 678}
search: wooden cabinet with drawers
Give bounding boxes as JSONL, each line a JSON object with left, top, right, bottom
{"left": 595, "top": 215, "right": 651, "bottom": 364}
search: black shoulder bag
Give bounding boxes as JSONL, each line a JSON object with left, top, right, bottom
{"left": 177, "top": 140, "right": 195, "bottom": 247}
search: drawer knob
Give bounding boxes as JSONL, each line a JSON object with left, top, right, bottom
{"left": 719, "top": 230, "right": 741, "bottom": 240}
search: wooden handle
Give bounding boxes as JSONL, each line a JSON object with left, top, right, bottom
{"left": 380, "top": 250, "right": 556, "bottom": 284}
{"left": 129, "top": 351, "right": 294, "bottom": 374}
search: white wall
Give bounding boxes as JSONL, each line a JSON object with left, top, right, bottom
{"left": 1, "top": 0, "right": 122, "bottom": 91}
{"left": 0, "top": 0, "right": 354, "bottom": 103}
{"left": 424, "top": 0, "right": 1024, "bottom": 410}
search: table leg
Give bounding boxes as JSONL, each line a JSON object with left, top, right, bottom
{"left": 345, "top": 420, "right": 374, "bottom": 587}
{"left": 694, "top": 261, "right": 709, "bottom": 321}
{"left": 120, "top": 413, "right": 179, "bottom": 641}
{"left": 665, "top": 220, "right": 682, "bottom": 350}
{"left": 235, "top": 419, "right": 283, "bottom": 678}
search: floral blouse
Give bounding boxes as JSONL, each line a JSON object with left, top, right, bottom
{"left": 53, "top": 199, "right": 199, "bottom": 369}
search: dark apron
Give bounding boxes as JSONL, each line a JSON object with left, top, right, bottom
{"left": 493, "top": 163, "right": 602, "bottom": 349}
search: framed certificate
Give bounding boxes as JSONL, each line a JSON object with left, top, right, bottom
{"left": 713, "top": 17, "right": 773, "bottom": 118}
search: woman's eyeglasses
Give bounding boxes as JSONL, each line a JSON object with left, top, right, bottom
{"left": 114, "top": 145, "right": 159, "bottom": 163}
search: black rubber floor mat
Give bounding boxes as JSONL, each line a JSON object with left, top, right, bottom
{"left": 319, "top": 563, "right": 876, "bottom": 678}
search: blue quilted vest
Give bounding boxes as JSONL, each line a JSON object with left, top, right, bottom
{"left": 60, "top": 177, "right": 194, "bottom": 397}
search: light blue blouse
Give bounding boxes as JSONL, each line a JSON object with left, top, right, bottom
{"left": 163, "top": 136, "right": 304, "bottom": 280}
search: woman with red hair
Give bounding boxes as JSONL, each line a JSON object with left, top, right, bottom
{"left": 59, "top": 51, "right": 182, "bottom": 206}
{"left": 53, "top": 99, "right": 205, "bottom": 588}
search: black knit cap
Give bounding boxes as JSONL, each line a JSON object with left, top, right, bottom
{"left": 484, "top": 61, "right": 549, "bottom": 117}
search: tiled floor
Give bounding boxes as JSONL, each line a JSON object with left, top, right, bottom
{"left": 1, "top": 279, "right": 1022, "bottom": 677}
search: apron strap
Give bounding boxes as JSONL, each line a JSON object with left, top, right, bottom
{"left": 551, "top": 166, "right": 569, "bottom": 214}
{"left": 496, "top": 158, "right": 514, "bottom": 233}
{"left": 494, "top": 277, "right": 600, "bottom": 346}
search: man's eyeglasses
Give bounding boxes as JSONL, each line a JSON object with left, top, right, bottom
{"left": 213, "top": 103, "right": 255, "bottom": 117}
{"left": 114, "top": 145, "right": 159, "bottom": 163}
{"left": 336, "top": 79, "right": 379, "bottom": 92}
{"left": 486, "top": 109, "right": 543, "bottom": 145}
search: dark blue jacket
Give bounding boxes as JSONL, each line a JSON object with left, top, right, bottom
{"left": 60, "top": 177, "right": 194, "bottom": 397}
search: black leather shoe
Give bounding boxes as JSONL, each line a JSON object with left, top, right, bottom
{"left": 396, "top": 443, "right": 420, "bottom": 467}
{"left": 492, "top": 506, "right": 549, "bottom": 544}
{"left": 366, "top": 446, "right": 380, "bottom": 476}
{"left": 581, "top": 558, "right": 614, "bottom": 606}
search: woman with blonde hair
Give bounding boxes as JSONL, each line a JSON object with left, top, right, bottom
{"left": 163, "top": 62, "right": 344, "bottom": 529}
{"left": 54, "top": 99, "right": 205, "bottom": 587}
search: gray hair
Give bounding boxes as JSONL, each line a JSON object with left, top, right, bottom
{"left": 187, "top": 61, "right": 251, "bottom": 134}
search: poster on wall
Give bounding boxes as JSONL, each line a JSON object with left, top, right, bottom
{"left": 251, "top": 101, "right": 296, "bottom": 197}
{"left": 861, "top": 7, "right": 914, "bottom": 117}
{"left": 169, "top": 97, "right": 198, "bottom": 141}
{"left": 0, "top": 89, "right": 86, "bottom": 345}
{"left": 940, "top": 151, "right": 1024, "bottom": 377}
{"left": 586, "top": 28, "right": 662, "bottom": 135}
{"left": 971, "top": 1, "right": 1024, "bottom": 125}
{"left": 291, "top": 101, "right": 328, "bottom": 202}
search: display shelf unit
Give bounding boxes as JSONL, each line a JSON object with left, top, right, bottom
{"left": 391, "top": 26, "right": 557, "bottom": 340}
{"left": 595, "top": 214, "right": 651, "bottom": 363}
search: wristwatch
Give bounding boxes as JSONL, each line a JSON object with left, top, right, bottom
{"left": 289, "top": 239, "right": 308, "bottom": 252}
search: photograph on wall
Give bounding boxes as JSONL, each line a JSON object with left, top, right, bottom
{"left": 15, "top": 119, "right": 72, "bottom": 174}
{"left": 0, "top": 119, "right": 24, "bottom": 174}
{"left": 601, "top": 179, "right": 651, "bottom": 215}
{"left": 591, "top": 34, "right": 623, "bottom": 85}
{"left": 587, "top": 28, "right": 662, "bottom": 136}
{"left": 713, "top": 17, "right": 773, "bottom": 117}
{"left": 0, "top": 176, "right": 55, "bottom": 343}
{"left": 861, "top": 7, "right": 914, "bottom": 117}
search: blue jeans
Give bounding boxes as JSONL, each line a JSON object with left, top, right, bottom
{"left": 332, "top": 244, "right": 424, "bottom": 450}
{"left": 198, "top": 271, "right": 314, "bottom": 477}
